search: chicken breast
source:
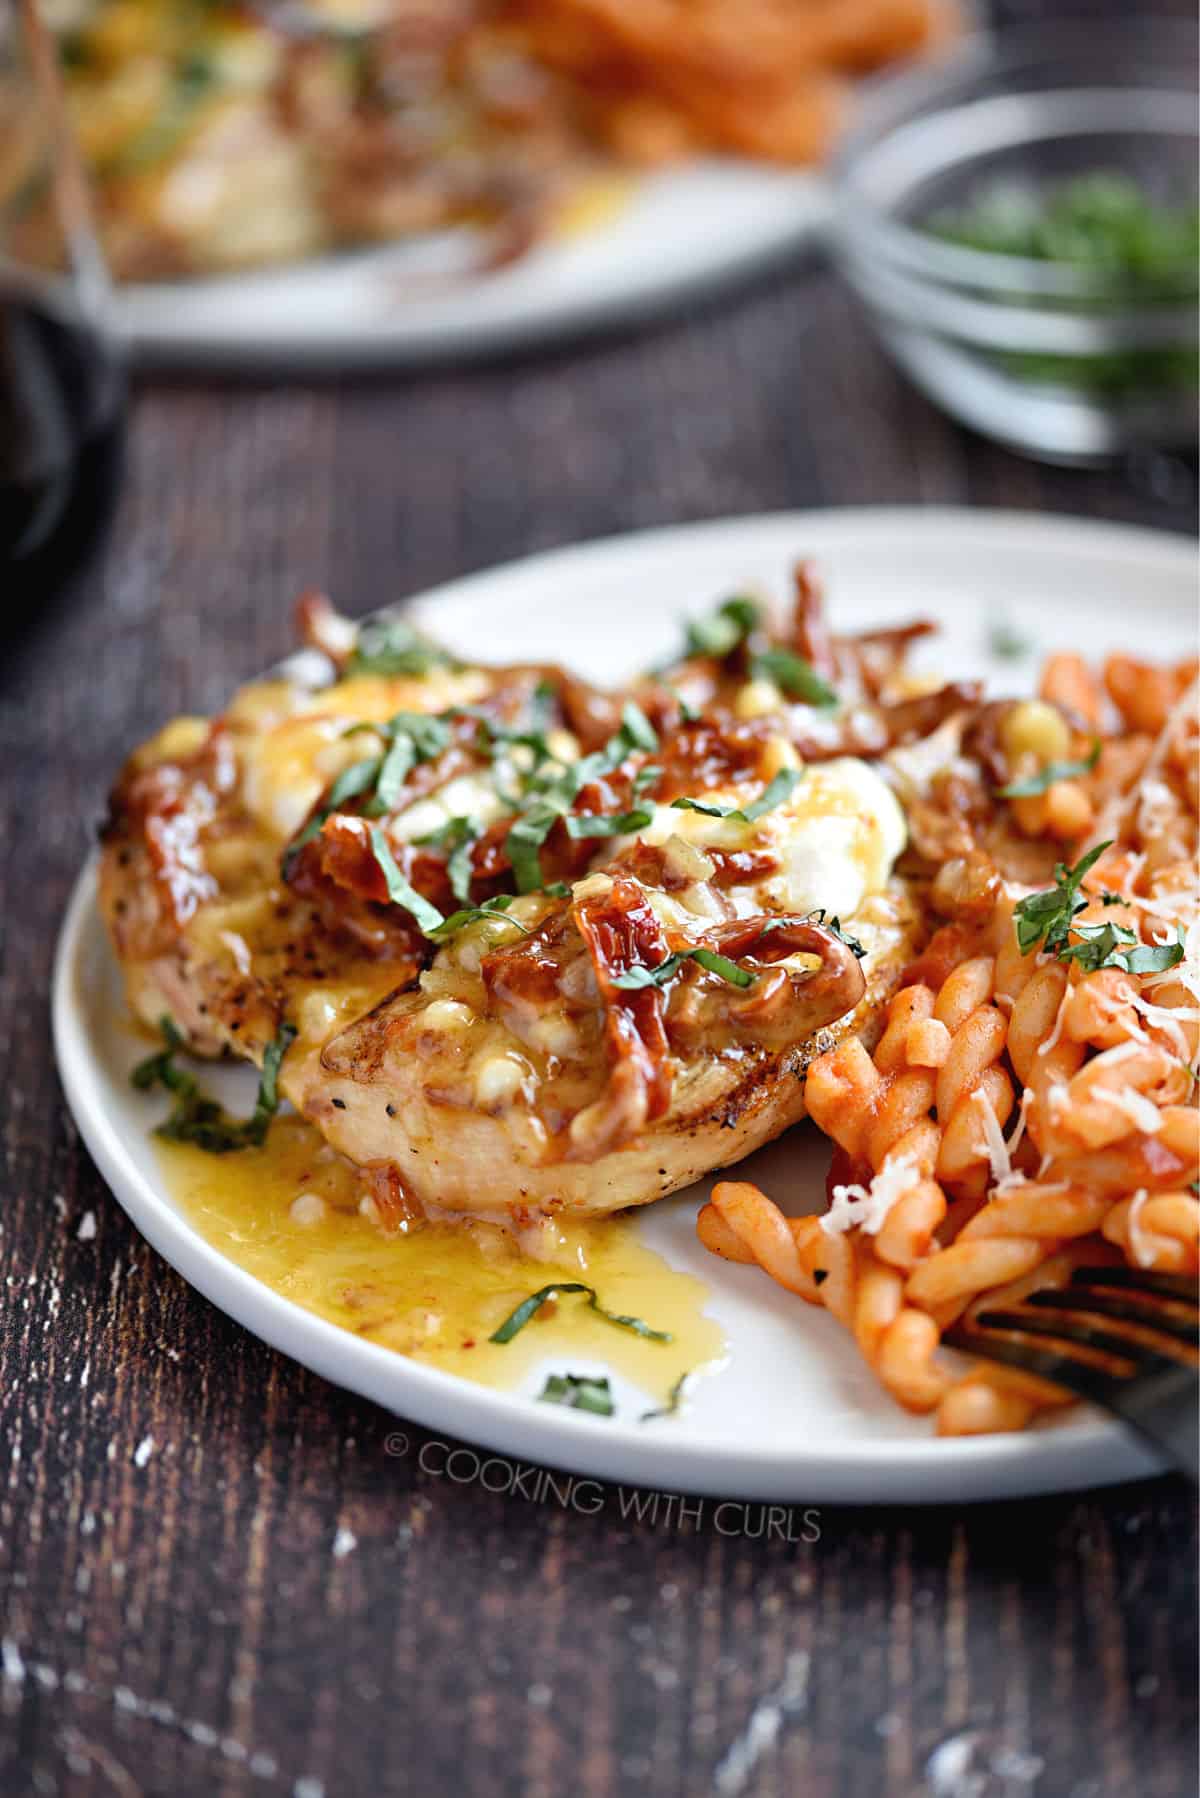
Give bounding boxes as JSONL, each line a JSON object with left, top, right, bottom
{"left": 100, "top": 580, "right": 935, "bottom": 1223}
{"left": 296, "top": 877, "right": 919, "bottom": 1225}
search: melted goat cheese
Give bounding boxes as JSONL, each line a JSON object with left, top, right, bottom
{"left": 234, "top": 669, "right": 493, "bottom": 839}
{"left": 634, "top": 756, "right": 906, "bottom": 920}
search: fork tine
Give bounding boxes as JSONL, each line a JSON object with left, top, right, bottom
{"left": 1068, "top": 1267, "right": 1200, "bottom": 1307}
{"left": 942, "top": 1324, "right": 1114, "bottom": 1405}
{"left": 948, "top": 1272, "right": 1200, "bottom": 1479}
{"left": 973, "top": 1307, "right": 1185, "bottom": 1373}
{"left": 1024, "top": 1287, "right": 1200, "bottom": 1349}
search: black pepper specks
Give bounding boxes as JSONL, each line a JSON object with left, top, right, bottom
{"left": 331, "top": 1097, "right": 346, "bottom": 1110}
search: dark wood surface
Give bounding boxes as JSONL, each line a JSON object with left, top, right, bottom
{"left": 2, "top": 135, "right": 1198, "bottom": 1798}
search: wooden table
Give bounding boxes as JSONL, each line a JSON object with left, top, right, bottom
{"left": 3, "top": 148, "right": 1198, "bottom": 1798}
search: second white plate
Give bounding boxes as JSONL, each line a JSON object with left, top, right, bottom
{"left": 117, "top": 160, "right": 826, "bottom": 367}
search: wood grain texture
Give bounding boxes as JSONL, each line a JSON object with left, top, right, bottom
{"left": 1, "top": 32, "right": 1197, "bottom": 1794}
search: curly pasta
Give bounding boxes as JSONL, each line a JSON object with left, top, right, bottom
{"left": 698, "top": 648, "right": 1200, "bottom": 1436}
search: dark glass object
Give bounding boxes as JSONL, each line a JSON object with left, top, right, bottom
{"left": 0, "top": 297, "right": 125, "bottom": 608}
{"left": 1, "top": 0, "right": 125, "bottom": 618}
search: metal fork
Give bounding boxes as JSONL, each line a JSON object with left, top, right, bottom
{"left": 946, "top": 1268, "right": 1199, "bottom": 1480}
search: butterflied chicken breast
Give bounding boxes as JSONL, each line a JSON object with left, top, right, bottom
{"left": 101, "top": 575, "right": 940, "bottom": 1224}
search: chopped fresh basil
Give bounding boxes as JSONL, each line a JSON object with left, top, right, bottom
{"left": 641, "top": 1371, "right": 689, "bottom": 1423}
{"left": 618, "top": 701, "right": 659, "bottom": 754}
{"left": 539, "top": 1373, "right": 615, "bottom": 1416}
{"left": 415, "top": 815, "right": 480, "bottom": 905}
{"left": 998, "top": 740, "right": 1101, "bottom": 799}
{"left": 669, "top": 795, "right": 729, "bottom": 820}
{"left": 505, "top": 805, "right": 561, "bottom": 893}
{"left": 751, "top": 647, "right": 839, "bottom": 709}
{"left": 543, "top": 881, "right": 572, "bottom": 898}
{"left": 609, "top": 945, "right": 755, "bottom": 992}
{"left": 988, "top": 620, "right": 1033, "bottom": 661}
{"left": 429, "top": 895, "right": 528, "bottom": 941}
{"left": 372, "top": 734, "right": 417, "bottom": 814}
{"left": 360, "top": 711, "right": 454, "bottom": 815}
{"left": 573, "top": 707, "right": 660, "bottom": 788}
{"left": 496, "top": 701, "right": 660, "bottom": 889}
{"left": 283, "top": 710, "right": 454, "bottom": 875}
{"left": 131, "top": 1018, "right": 296, "bottom": 1154}
{"left": 1058, "top": 921, "right": 1186, "bottom": 977}
{"left": 466, "top": 711, "right": 556, "bottom": 782}
{"left": 608, "top": 955, "right": 692, "bottom": 991}
{"left": 347, "top": 618, "right": 459, "bottom": 678}
{"left": 366, "top": 826, "right": 446, "bottom": 935}
{"left": 250, "top": 1024, "right": 297, "bottom": 1141}
{"left": 527, "top": 680, "right": 558, "bottom": 733}
{"left": 1013, "top": 841, "right": 1112, "bottom": 955}
{"left": 565, "top": 807, "right": 654, "bottom": 839}
{"left": 664, "top": 687, "right": 701, "bottom": 723}
{"left": 691, "top": 948, "right": 755, "bottom": 988}
{"left": 281, "top": 756, "right": 383, "bottom": 879}
{"left": 791, "top": 908, "right": 868, "bottom": 960}
{"left": 683, "top": 595, "right": 761, "bottom": 660}
{"left": 1015, "top": 856, "right": 1179, "bottom": 973}
{"left": 108, "top": 53, "right": 219, "bottom": 175}
{"left": 670, "top": 766, "right": 800, "bottom": 824}
{"left": 447, "top": 826, "right": 477, "bottom": 904}
{"left": 489, "top": 1283, "right": 672, "bottom": 1345}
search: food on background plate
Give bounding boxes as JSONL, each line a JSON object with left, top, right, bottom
{"left": 29, "top": 0, "right": 948, "bottom": 279}
{"left": 99, "top": 563, "right": 1199, "bottom": 1436}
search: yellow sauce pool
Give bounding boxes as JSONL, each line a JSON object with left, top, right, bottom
{"left": 157, "top": 1116, "right": 725, "bottom": 1407}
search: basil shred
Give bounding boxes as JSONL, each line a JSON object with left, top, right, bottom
{"left": 347, "top": 618, "right": 461, "bottom": 678}
{"left": 641, "top": 1372, "right": 690, "bottom": 1423}
{"left": 674, "top": 596, "right": 840, "bottom": 709}
{"left": 670, "top": 766, "right": 800, "bottom": 823}
{"left": 929, "top": 173, "right": 1200, "bottom": 396}
{"left": 502, "top": 701, "right": 660, "bottom": 892}
{"left": 131, "top": 1018, "right": 296, "bottom": 1154}
{"left": 609, "top": 946, "right": 754, "bottom": 993}
{"left": 998, "top": 740, "right": 1100, "bottom": 799}
{"left": 538, "top": 1374, "right": 615, "bottom": 1416}
{"left": 1012, "top": 841, "right": 1185, "bottom": 975}
{"left": 489, "top": 1283, "right": 672, "bottom": 1345}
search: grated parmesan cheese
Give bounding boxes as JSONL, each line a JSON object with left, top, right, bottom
{"left": 1090, "top": 677, "right": 1197, "bottom": 846}
{"left": 1129, "top": 991, "right": 1195, "bottom": 1060}
{"left": 1036, "top": 987, "right": 1069, "bottom": 1061}
{"left": 1146, "top": 920, "right": 1200, "bottom": 1005}
{"left": 821, "top": 1157, "right": 921, "bottom": 1237}
{"left": 1127, "top": 1189, "right": 1152, "bottom": 1267}
{"left": 1004, "top": 1091, "right": 1030, "bottom": 1163}
{"left": 971, "top": 1090, "right": 1012, "bottom": 1185}
{"left": 1136, "top": 778, "right": 1177, "bottom": 841}
{"left": 1103, "top": 1086, "right": 1163, "bottom": 1137}
{"left": 1090, "top": 985, "right": 1152, "bottom": 1046}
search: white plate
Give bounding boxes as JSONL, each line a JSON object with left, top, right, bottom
{"left": 116, "top": 161, "right": 825, "bottom": 368}
{"left": 54, "top": 508, "right": 1196, "bottom": 1501}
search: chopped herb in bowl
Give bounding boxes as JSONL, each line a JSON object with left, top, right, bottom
{"left": 931, "top": 173, "right": 1199, "bottom": 296}
{"left": 927, "top": 173, "right": 1199, "bottom": 397}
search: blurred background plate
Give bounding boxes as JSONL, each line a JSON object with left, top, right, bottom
{"left": 114, "top": 160, "right": 826, "bottom": 368}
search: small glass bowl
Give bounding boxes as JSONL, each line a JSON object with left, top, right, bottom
{"left": 830, "top": 20, "right": 1199, "bottom": 464}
